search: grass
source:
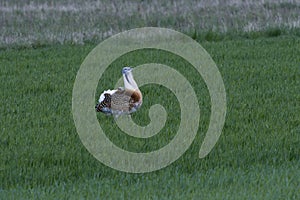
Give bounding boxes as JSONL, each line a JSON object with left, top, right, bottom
{"left": 0, "top": 35, "right": 299, "bottom": 199}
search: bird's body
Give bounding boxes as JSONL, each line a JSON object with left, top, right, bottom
{"left": 95, "top": 67, "right": 142, "bottom": 116}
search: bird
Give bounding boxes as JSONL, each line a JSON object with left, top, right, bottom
{"left": 95, "top": 67, "right": 142, "bottom": 116}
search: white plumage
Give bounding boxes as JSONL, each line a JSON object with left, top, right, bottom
{"left": 98, "top": 89, "right": 117, "bottom": 103}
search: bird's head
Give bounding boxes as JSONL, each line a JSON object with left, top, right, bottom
{"left": 122, "top": 67, "right": 132, "bottom": 75}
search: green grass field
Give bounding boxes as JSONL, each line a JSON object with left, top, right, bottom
{"left": 1, "top": 0, "right": 300, "bottom": 199}
{"left": 1, "top": 36, "right": 299, "bottom": 199}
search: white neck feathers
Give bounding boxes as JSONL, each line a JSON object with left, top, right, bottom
{"left": 123, "top": 71, "right": 139, "bottom": 91}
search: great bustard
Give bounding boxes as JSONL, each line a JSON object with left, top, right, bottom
{"left": 95, "top": 67, "right": 142, "bottom": 116}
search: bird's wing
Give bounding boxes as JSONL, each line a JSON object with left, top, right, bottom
{"left": 111, "top": 90, "right": 132, "bottom": 112}
{"left": 112, "top": 89, "right": 142, "bottom": 112}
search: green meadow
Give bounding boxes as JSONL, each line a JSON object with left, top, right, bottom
{"left": 1, "top": 0, "right": 300, "bottom": 199}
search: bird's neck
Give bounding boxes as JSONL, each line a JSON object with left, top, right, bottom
{"left": 123, "top": 72, "right": 139, "bottom": 91}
